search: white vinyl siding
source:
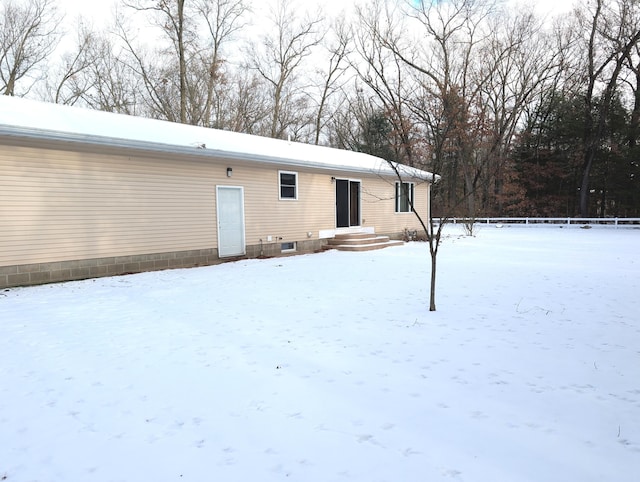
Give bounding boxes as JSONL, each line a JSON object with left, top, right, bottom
{"left": 0, "top": 148, "right": 217, "bottom": 266}
{"left": 0, "top": 141, "right": 430, "bottom": 267}
{"left": 361, "top": 179, "right": 426, "bottom": 234}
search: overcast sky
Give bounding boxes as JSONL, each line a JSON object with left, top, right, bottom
{"left": 53, "top": 0, "right": 576, "bottom": 29}
{"left": 48, "top": 0, "right": 576, "bottom": 58}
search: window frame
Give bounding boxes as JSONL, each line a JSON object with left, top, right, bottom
{"left": 281, "top": 241, "right": 297, "bottom": 253}
{"left": 395, "top": 181, "right": 414, "bottom": 213}
{"left": 279, "top": 170, "right": 298, "bottom": 200}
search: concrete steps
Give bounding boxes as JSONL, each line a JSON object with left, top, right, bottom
{"left": 324, "top": 232, "right": 404, "bottom": 252}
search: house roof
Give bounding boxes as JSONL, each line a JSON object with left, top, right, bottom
{"left": 0, "top": 96, "right": 438, "bottom": 182}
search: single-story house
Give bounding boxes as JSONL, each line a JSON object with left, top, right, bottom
{"left": 0, "top": 96, "right": 439, "bottom": 288}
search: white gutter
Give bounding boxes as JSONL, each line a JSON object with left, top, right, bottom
{"left": 0, "top": 124, "right": 439, "bottom": 182}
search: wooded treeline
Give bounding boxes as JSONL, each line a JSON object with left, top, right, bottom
{"left": 2, "top": 0, "right": 639, "bottom": 217}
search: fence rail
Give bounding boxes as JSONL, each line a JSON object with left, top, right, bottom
{"left": 433, "top": 217, "right": 640, "bottom": 227}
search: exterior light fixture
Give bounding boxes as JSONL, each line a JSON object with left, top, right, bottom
{"left": 227, "top": 167, "right": 233, "bottom": 177}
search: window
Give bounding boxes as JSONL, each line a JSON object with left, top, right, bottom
{"left": 279, "top": 171, "right": 298, "bottom": 200}
{"left": 395, "top": 182, "right": 414, "bottom": 213}
{"left": 281, "top": 241, "right": 296, "bottom": 252}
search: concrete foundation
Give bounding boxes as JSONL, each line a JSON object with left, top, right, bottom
{"left": 0, "top": 239, "right": 330, "bottom": 289}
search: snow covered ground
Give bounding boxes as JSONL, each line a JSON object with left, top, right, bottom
{"left": 1, "top": 225, "right": 639, "bottom": 482}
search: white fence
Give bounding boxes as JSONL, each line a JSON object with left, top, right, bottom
{"left": 433, "top": 217, "right": 640, "bottom": 227}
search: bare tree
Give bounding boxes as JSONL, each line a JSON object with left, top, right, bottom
{"left": 625, "top": 43, "right": 640, "bottom": 149}
{"left": 329, "top": 90, "right": 388, "bottom": 153}
{"left": 194, "top": 0, "right": 249, "bottom": 127}
{"left": 0, "top": 0, "right": 61, "bottom": 96}
{"left": 41, "top": 20, "right": 101, "bottom": 105}
{"left": 116, "top": 19, "right": 179, "bottom": 120}
{"left": 310, "top": 16, "right": 352, "bottom": 145}
{"left": 216, "top": 69, "right": 270, "bottom": 133}
{"left": 576, "top": 0, "right": 640, "bottom": 216}
{"left": 248, "top": 0, "right": 324, "bottom": 139}
{"left": 352, "top": 0, "right": 419, "bottom": 165}
{"left": 78, "top": 31, "right": 142, "bottom": 114}
{"left": 400, "top": 0, "right": 502, "bottom": 217}
{"left": 383, "top": 161, "right": 442, "bottom": 311}
{"left": 475, "top": 7, "right": 568, "bottom": 214}
{"left": 123, "top": 0, "right": 191, "bottom": 123}
{"left": 348, "top": 0, "right": 562, "bottom": 309}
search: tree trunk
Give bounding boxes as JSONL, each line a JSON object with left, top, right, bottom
{"left": 579, "top": 147, "right": 596, "bottom": 217}
{"left": 630, "top": 65, "right": 640, "bottom": 148}
{"left": 429, "top": 247, "right": 437, "bottom": 312}
{"left": 177, "top": 0, "right": 187, "bottom": 124}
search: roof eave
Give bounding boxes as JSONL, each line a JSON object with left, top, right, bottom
{"left": 0, "top": 124, "right": 438, "bottom": 181}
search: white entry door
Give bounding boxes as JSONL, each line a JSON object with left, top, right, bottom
{"left": 216, "top": 186, "right": 246, "bottom": 257}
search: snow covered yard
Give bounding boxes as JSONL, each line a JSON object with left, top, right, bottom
{"left": 1, "top": 226, "right": 639, "bottom": 482}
